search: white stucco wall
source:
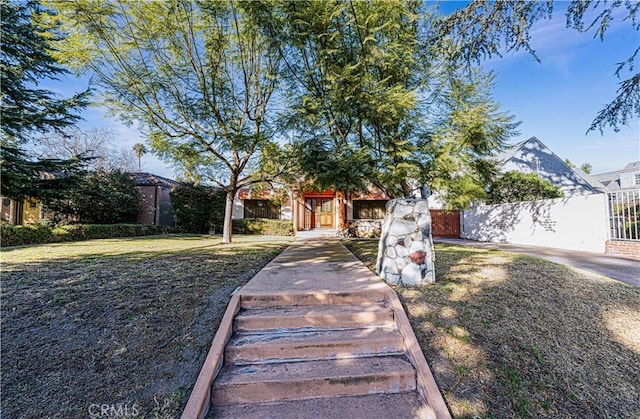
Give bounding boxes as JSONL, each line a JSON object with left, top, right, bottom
{"left": 462, "top": 193, "right": 608, "bottom": 253}
{"left": 232, "top": 195, "right": 244, "bottom": 220}
{"left": 281, "top": 197, "right": 293, "bottom": 221}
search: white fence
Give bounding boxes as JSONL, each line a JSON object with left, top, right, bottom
{"left": 462, "top": 193, "right": 608, "bottom": 253}
{"left": 607, "top": 189, "right": 640, "bottom": 241}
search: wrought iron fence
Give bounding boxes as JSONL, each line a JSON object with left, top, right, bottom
{"left": 607, "top": 189, "right": 640, "bottom": 241}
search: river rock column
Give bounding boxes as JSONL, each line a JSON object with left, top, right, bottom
{"left": 376, "top": 199, "right": 435, "bottom": 286}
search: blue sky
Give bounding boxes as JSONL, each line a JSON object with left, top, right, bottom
{"left": 44, "top": 1, "right": 639, "bottom": 178}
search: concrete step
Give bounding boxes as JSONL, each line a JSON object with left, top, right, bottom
{"left": 239, "top": 290, "right": 386, "bottom": 309}
{"left": 234, "top": 304, "right": 395, "bottom": 333}
{"left": 209, "top": 392, "right": 435, "bottom": 419}
{"left": 226, "top": 327, "right": 405, "bottom": 365}
{"left": 212, "top": 355, "right": 416, "bottom": 406}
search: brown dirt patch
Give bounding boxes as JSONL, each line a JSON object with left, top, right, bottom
{"left": 344, "top": 239, "right": 640, "bottom": 418}
{"left": 1, "top": 234, "right": 292, "bottom": 418}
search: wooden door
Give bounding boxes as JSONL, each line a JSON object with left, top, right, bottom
{"left": 315, "top": 198, "right": 334, "bottom": 228}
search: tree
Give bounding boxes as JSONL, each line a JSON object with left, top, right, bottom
{"left": 261, "top": 0, "right": 517, "bottom": 213}
{"left": 43, "top": 171, "right": 139, "bottom": 224}
{"left": 434, "top": 0, "right": 639, "bottom": 133}
{"left": 0, "top": 0, "right": 89, "bottom": 200}
{"left": 486, "top": 171, "right": 564, "bottom": 204}
{"left": 50, "top": 0, "right": 281, "bottom": 243}
{"left": 40, "top": 127, "right": 137, "bottom": 172}
{"left": 132, "top": 143, "right": 147, "bottom": 171}
{"left": 580, "top": 162, "right": 592, "bottom": 174}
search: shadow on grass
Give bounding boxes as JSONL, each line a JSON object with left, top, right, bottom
{"left": 1, "top": 238, "right": 290, "bottom": 418}
{"left": 345, "top": 240, "right": 640, "bottom": 418}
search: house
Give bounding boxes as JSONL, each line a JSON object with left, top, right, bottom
{"left": 232, "top": 184, "right": 392, "bottom": 233}
{"left": 130, "top": 172, "right": 181, "bottom": 227}
{"left": 1, "top": 172, "right": 181, "bottom": 227}
{"left": 1, "top": 197, "right": 43, "bottom": 225}
{"left": 231, "top": 136, "right": 609, "bottom": 238}
{"left": 591, "top": 161, "right": 640, "bottom": 191}
{"left": 492, "top": 136, "right": 603, "bottom": 196}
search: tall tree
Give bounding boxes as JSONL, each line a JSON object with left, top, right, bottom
{"left": 0, "top": 0, "right": 89, "bottom": 200}
{"left": 50, "top": 0, "right": 282, "bottom": 243}
{"left": 434, "top": 0, "right": 639, "bottom": 133}
{"left": 132, "top": 142, "right": 147, "bottom": 171}
{"left": 262, "top": 0, "right": 517, "bottom": 212}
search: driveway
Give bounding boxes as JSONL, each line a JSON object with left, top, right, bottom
{"left": 434, "top": 238, "right": 640, "bottom": 287}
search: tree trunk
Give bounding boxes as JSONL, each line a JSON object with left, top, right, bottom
{"left": 222, "top": 189, "right": 235, "bottom": 244}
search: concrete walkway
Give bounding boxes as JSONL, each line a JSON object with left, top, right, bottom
{"left": 434, "top": 238, "right": 640, "bottom": 287}
{"left": 184, "top": 237, "right": 450, "bottom": 418}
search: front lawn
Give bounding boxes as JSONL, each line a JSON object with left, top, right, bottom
{"left": 344, "top": 240, "right": 640, "bottom": 418}
{"left": 1, "top": 234, "right": 292, "bottom": 418}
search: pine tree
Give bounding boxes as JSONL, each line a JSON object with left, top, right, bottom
{"left": 0, "top": 0, "right": 89, "bottom": 200}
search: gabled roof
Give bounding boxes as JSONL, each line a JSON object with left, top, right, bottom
{"left": 492, "top": 136, "right": 605, "bottom": 194}
{"left": 129, "top": 172, "right": 181, "bottom": 188}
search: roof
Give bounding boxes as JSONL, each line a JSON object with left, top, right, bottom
{"left": 129, "top": 172, "right": 182, "bottom": 188}
{"left": 492, "top": 137, "right": 604, "bottom": 194}
{"left": 591, "top": 161, "right": 640, "bottom": 191}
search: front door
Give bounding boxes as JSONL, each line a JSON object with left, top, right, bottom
{"left": 306, "top": 198, "right": 334, "bottom": 229}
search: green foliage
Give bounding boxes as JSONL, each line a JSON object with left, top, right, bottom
{"left": 0, "top": 222, "right": 170, "bottom": 247}
{"left": 0, "top": 0, "right": 90, "bottom": 200}
{"left": 43, "top": 171, "right": 140, "bottom": 224}
{"left": 170, "top": 185, "right": 226, "bottom": 233}
{"left": 50, "top": 0, "right": 283, "bottom": 243}
{"left": 232, "top": 219, "right": 293, "bottom": 236}
{"left": 422, "top": 70, "right": 519, "bottom": 209}
{"left": 486, "top": 171, "right": 564, "bottom": 204}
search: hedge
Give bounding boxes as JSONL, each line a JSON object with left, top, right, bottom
{"left": 0, "top": 223, "right": 173, "bottom": 247}
{"left": 232, "top": 218, "right": 293, "bottom": 236}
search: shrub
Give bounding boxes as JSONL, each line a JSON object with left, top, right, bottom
{"left": 232, "top": 218, "right": 293, "bottom": 236}
{"left": 171, "top": 185, "right": 226, "bottom": 233}
{"left": 43, "top": 171, "right": 140, "bottom": 224}
{"left": 1, "top": 223, "right": 172, "bottom": 247}
{"left": 487, "top": 171, "right": 564, "bottom": 204}
{"left": 0, "top": 223, "right": 53, "bottom": 246}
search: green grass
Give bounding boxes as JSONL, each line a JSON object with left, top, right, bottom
{"left": 344, "top": 239, "right": 640, "bottom": 418}
{"left": 1, "top": 234, "right": 293, "bottom": 418}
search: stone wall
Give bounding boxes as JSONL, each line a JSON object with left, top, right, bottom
{"left": 344, "top": 219, "right": 383, "bottom": 238}
{"left": 376, "top": 199, "right": 435, "bottom": 286}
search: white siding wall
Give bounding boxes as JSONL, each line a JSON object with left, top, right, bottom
{"left": 462, "top": 193, "right": 608, "bottom": 253}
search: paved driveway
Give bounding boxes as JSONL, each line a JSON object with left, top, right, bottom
{"left": 434, "top": 238, "right": 640, "bottom": 287}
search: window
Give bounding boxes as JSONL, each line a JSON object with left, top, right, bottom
{"left": 2, "top": 198, "right": 10, "bottom": 207}
{"left": 243, "top": 199, "right": 281, "bottom": 219}
{"left": 635, "top": 173, "right": 640, "bottom": 186}
{"left": 353, "top": 200, "right": 387, "bottom": 219}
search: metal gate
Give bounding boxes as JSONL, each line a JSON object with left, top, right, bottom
{"left": 607, "top": 189, "right": 640, "bottom": 240}
{"left": 430, "top": 210, "right": 461, "bottom": 238}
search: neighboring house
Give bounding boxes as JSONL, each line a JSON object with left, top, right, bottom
{"left": 1, "top": 197, "right": 43, "bottom": 225}
{"left": 130, "top": 172, "right": 181, "bottom": 227}
{"left": 591, "top": 161, "right": 640, "bottom": 191}
{"left": 2, "top": 172, "right": 181, "bottom": 227}
{"left": 492, "top": 136, "right": 603, "bottom": 196}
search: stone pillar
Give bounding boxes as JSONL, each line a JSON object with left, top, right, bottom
{"left": 376, "top": 199, "right": 435, "bottom": 286}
